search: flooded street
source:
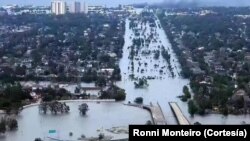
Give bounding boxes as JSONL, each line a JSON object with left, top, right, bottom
{"left": 117, "top": 9, "right": 250, "bottom": 124}
{"left": 117, "top": 9, "right": 190, "bottom": 124}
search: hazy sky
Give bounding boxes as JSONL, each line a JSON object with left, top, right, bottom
{"left": 162, "top": 0, "right": 250, "bottom": 6}
{"left": 1, "top": 0, "right": 250, "bottom": 7}
{"left": 0, "top": 0, "right": 163, "bottom": 7}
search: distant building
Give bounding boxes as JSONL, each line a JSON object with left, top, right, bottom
{"left": 69, "top": 1, "right": 81, "bottom": 13}
{"left": 1, "top": 4, "right": 17, "bottom": 9}
{"left": 81, "top": 1, "right": 88, "bottom": 14}
{"left": 68, "top": 1, "right": 88, "bottom": 14}
{"left": 122, "top": 5, "right": 135, "bottom": 13}
{"left": 88, "top": 5, "right": 104, "bottom": 13}
{"left": 51, "top": 0, "right": 66, "bottom": 15}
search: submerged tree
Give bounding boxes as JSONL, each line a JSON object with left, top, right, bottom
{"left": 99, "top": 85, "right": 126, "bottom": 101}
{"left": 188, "top": 100, "right": 198, "bottom": 116}
{"left": 0, "top": 119, "right": 6, "bottom": 134}
{"left": 34, "top": 138, "right": 43, "bottom": 141}
{"left": 146, "top": 120, "right": 152, "bottom": 125}
{"left": 179, "top": 85, "right": 192, "bottom": 102}
{"left": 39, "top": 101, "right": 70, "bottom": 114}
{"left": 134, "top": 97, "right": 143, "bottom": 104}
{"left": 79, "top": 103, "right": 89, "bottom": 115}
{"left": 6, "top": 118, "right": 18, "bottom": 130}
{"left": 134, "top": 78, "right": 149, "bottom": 88}
{"left": 194, "top": 122, "right": 202, "bottom": 125}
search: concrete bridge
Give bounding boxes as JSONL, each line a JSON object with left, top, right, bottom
{"left": 169, "top": 102, "right": 190, "bottom": 125}
{"left": 126, "top": 102, "right": 166, "bottom": 125}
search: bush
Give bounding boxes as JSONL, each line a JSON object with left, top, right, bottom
{"left": 34, "top": 138, "right": 42, "bottom": 141}
{"left": 0, "top": 119, "right": 6, "bottom": 134}
{"left": 188, "top": 100, "right": 198, "bottom": 116}
{"left": 99, "top": 85, "right": 126, "bottom": 101}
{"left": 194, "top": 122, "right": 202, "bottom": 125}
{"left": 134, "top": 97, "right": 143, "bottom": 104}
{"left": 114, "top": 90, "right": 126, "bottom": 101}
{"left": 146, "top": 120, "right": 152, "bottom": 125}
{"left": 7, "top": 118, "right": 18, "bottom": 130}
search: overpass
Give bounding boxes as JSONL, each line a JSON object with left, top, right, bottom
{"left": 169, "top": 102, "right": 190, "bottom": 125}
{"left": 126, "top": 102, "right": 166, "bottom": 125}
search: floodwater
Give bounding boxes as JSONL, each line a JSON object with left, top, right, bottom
{"left": 117, "top": 9, "right": 190, "bottom": 124}
{"left": 2, "top": 102, "right": 150, "bottom": 141}
{"left": 117, "top": 8, "right": 250, "bottom": 125}
{"left": 3, "top": 7, "right": 250, "bottom": 141}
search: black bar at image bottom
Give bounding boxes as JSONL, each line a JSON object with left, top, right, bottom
{"left": 129, "top": 125, "right": 250, "bottom": 140}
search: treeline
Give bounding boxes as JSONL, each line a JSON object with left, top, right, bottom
{"left": 0, "top": 83, "right": 32, "bottom": 114}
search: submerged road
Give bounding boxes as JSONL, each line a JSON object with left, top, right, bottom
{"left": 169, "top": 102, "right": 190, "bottom": 125}
{"left": 126, "top": 102, "right": 166, "bottom": 125}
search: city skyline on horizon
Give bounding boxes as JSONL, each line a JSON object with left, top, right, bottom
{"left": 0, "top": 0, "right": 160, "bottom": 7}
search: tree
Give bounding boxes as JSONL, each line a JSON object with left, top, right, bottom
{"left": 146, "top": 120, "right": 152, "bottom": 125}
{"left": 134, "top": 97, "right": 143, "bottom": 104}
{"left": 113, "top": 89, "right": 126, "bottom": 101}
{"left": 7, "top": 118, "right": 18, "bottom": 130}
{"left": 0, "top": 83, "right": 31, "bottom": 115}
{"left": 39, "top": 101, "right": 70, "bottom": 114}
{"left": 34, "top": 138, "right": 42, "bottom": 141}
{"left": 194, "top": 122, "right": 202, "bottom": 125}
{"left": 98, "top": 133, "right": 104, "bottom": 140}
{"left": 99, "top": 85, "right": 126, "bottom": 101}
{"left": 154, "top": 50, "right": 160, "bottom": 60}
{"left": 188, "top": 100, "right": 198, "bottom": 116}
{"left": 15, "top": 65, "right": 26, "bottom": 76}
{"left": 99, "top": 55, "right": 110, "bottom": 63}
{"left": 74, "top": 86, "right": 80, "bottom": 94}
{"left": 111, "top": 66, "right": 121, "bottom": 81}
{"left": 0, "top": 119, "right": 6, "bottom": 134}
{"left": 183, "top": 85, "right": 191, "bottom": 99}
{"left": 134, "top": 78, "right": 149, "bottom": 88}
{"left": 79, "top": 103, "right": 89, "bottom": 115}
{"left": 180, "top": 96, "right": 188, "bottom": 102}
{"left": 183, "top": 85, "right": 189, "bottom": 94}
{"left": 95, "top": 77, "right": 106, "bottom": 87}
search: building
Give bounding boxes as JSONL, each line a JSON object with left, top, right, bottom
{"left": 69, "top": 1, "right": 81, "bottom": 13}
{"left": 88, "top": 5, "right": 104, "bottom": 13}
{"left": 51, "top": 0, "right": 66, "bottom": 15}
{"left": 122, "top": 5, "right": 135, "bottom": 13}
{"left": 81, "top": 1, "right": 88, "bottom": 14}
{"left": 244, "top": 53, "right": 250, "bottom": 64}
{"left": 68, "top": 1, "right": 88, "bottom": 14}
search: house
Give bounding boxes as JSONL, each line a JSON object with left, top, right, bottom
{"left": 244, "top": 53, "right": 250, "bottom": 64}
{"left": 99, "top": 68, "right": 114, "bottom": 76}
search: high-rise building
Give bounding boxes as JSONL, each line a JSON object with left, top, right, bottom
{"left": 80, "top": 2, "right": 88, "bottom": 14}
{"left": 51, "top": 0, "right": 66, "bottom": 15}
{"left": 73, "top": 1, "right": 81, "bottom": 13}
{"left": 68, "top": 1, "right": 88, "bottom": 14}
